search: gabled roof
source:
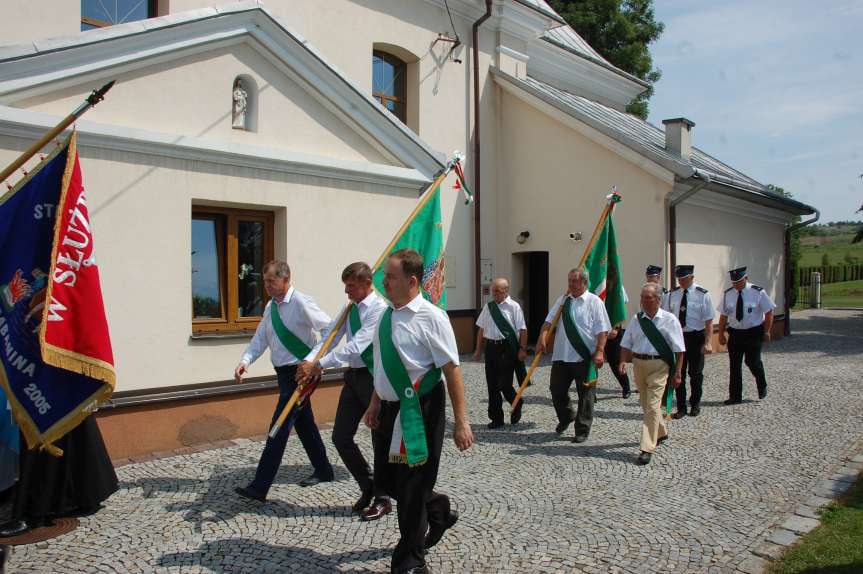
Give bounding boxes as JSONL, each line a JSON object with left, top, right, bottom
{"left": 0, "top": 2, "right": 446, "bottom": 180}
{"left": 491, "top": 67, "right": 815, "bottom": 216}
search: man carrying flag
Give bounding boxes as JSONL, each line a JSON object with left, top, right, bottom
{"left": 297, "top": 261, "right": 392, "bottom": 521}
{"left": 233, "top": 260, "right": 334, "bottom": 502}
{"left": 363, "top": 248, "right": 473, "bottom": 574}
{"left": 618, "top": 283, "right": 685, "bottom": 465}
{"left": 538, "top": 268, "right": 611, "bottom": 443}
{"left": 473, "top": 277, "right": 527, "bottom": 428}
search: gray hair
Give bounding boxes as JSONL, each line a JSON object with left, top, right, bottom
{"left": 568, "top": 267, "right": 589, "bottom": 283}
{"left": 641, "top": 282, "right": 663, "bottom": 300}
{"left": 263, "top": 260, "right": 291, "bottom": 279}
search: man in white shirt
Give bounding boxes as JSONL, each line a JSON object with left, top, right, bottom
{"left": 473, "top": 277, "right": 528, "bottom": 429}
{"left": 233, "top": 260, "right": 334, "bottom": 502}
{"left": 619, "top": 283, "right": 685, "bottom": 465}
{"left": 297, "top": 262, "right": 391, "bottom": 521}
{"left": 663, "top": 265, "right": 714, "bottom": 418}
{"left": 538, "top": 268, "right": 611, "bottom": 443}
{"left": 717, "top": 267, "right": 775, "bottom": 404}
{"left": 363, "top": 248, "right": 474, "bottom": 574}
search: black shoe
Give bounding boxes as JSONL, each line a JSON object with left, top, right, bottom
{"left": 622, "top": 391, "right": 631, "bottom": 399}
{"left": 235, "top": 486, "right": 266, "bottom": 502}
{"left": 352, "top": 488, "right": 374, "bottom": 513}
{"left": 424, "top": 511, "right": 458, "bottom": 549}
{"left": 487, "top": 420, "right": 504, "bottom": 430}
{"left": 758, "top": 387, "right": 767, "bottom": 400}
{"left": 724, "top": 398, "right": 742, "bottom": 405}
{"left": 510, "top": 401, "right": 523, "bottom": 425}
{"left": 555, "top": 417, "right": 573, "bottom": 434}
{"left": 636, "top": 451, "right": 652, "bottom": 465}
{"left": 0, "top": 519, "right": 30, "bottom": 538}
{"left": 571, "top": 435, "right": 588, "bottom": 444}
{"left": 689, "top": 405, "right": 701, "bottom": 417}
{"left": 671, "top": 411, "right": 687, "bottom": 420}
{"left": 360, "top": 499, "right": 392, "bottom": 522}
{"left": 657, "top": 435, "right": 668, "bottom": 445}
{"left": 299, "top": 473, "right": 334, "bottom": 487}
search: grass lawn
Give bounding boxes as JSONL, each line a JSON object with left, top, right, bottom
{"left": 767, "top": 473, "right": 863, "bottom": 574}
{"left": 795, "top": 279, "right": 863, "bottom": 309}
{"left": 799, "top": 232, "right": 863, "bottom": 267}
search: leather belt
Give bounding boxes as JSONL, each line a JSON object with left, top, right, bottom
{"left": 633, "top": 353, "right": 661, "bottom": 360}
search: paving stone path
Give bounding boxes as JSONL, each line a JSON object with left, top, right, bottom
{"left": 7, "top": 309, "right": 863, "bottom": 573}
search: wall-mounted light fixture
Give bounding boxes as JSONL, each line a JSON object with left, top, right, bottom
{"left": 516, "top": 230, "right": 530, "bottom": 244}
{"left": 569, "top": 232, "right": 583, "bottom": 242}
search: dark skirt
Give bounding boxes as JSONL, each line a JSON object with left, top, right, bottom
{"left": 12, "top": 416, "right": 117, "bottom": 525}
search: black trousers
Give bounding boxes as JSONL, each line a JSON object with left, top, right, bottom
{"left": 483, "top": 340, "right": 519, "bottom": 423}
{"left": 375, "top": 383, "right": 452, "bottom": 574}
{"left": 604, "top": 329, "right": 631, "bottom": 393}
{"left": 676, "top": 330, "right": 706, "bottom": 412}
{"left": 249, "top": 365, "right": 333, "bottom": 495}
{"left": 727, "top": 325, "right": 767, "bottom": 401}
{"left": 550, "top": 361, "right": 594, "bottom": 437}
{"left": 332, "top": 367, "right": 387, "bottom": 500}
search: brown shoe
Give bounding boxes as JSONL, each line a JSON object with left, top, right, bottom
{"left": 360, "top": 499, "right": 392, "bottom": 522}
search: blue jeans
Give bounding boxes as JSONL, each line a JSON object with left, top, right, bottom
{"left": 248, "top": 365, "right": 333, "bottom": 495}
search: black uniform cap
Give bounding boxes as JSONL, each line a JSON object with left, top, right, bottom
{"left": 645, "top": 265, "right": 662, "bottom": 276}
{"left": 729, "top": 267, "right": 747, "bottom": 281}
{"left": 675, "top": 265, "right": 694, "bottom": 278}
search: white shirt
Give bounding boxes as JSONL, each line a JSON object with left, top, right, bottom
{"left": 241, "top": 287, "right": 332, "bottom": 367}
{"left": 475, "top": 296, "right": 527, "bottom": 340}
{"left": 545, "top": 291, "right": 611, "bottom": 363}
{"left": 718, "top": 282, "right": 776, "bottom": 329}
{"left": 620, "top": 308, "right": 685, "bottom": 355}
{"left": 309, "top": 291, "right": 387, "bottom": 370}
{"left": 373, "top": 293, "right": 460, "bottom": 401}
{"left": 663, "top": 283, "right": 715, "bottom": 332}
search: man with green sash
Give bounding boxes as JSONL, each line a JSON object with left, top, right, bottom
{"left": 363, "top": 249, "right": 474, "bottom": 574}
{"left": 233, "top": 260, "right": 334, "bottom": 502}
{"left": 538, "top": 268, "right": 611, "bottom": 443}
{"left": 619, "top": 283, "right": 685, "bottom": 465}
{"left": 297, "top": 262, "right": 391, "bottom": 521}
{"left": 473, "top": 277, "right": 528, "bottom": 429}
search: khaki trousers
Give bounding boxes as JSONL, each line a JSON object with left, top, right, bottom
{"left": 633, "top": 358, "right": 669, "bottom": 453}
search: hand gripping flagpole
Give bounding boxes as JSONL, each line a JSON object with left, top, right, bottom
{"left": 267, "top": 157, "right": 460, "bottom": 438}
{"left": 0, "top": 82, "right": 115, "bottom": 186}
{"left": 511, "top": 190, "right": 621, "bottom": 411}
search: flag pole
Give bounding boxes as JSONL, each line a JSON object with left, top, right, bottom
{"left": 267, "top": 162, "right": 455, "bottom": 438}
{"left": 0, "top": 81, "right": 115, "bottom": 186}
{"left": 511, "top": 196, "right": 618, "bottom": 410}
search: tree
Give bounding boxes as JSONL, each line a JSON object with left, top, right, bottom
{"left": 548, "top": 0, "right": 664, "bottom": 118}
{"left": 821, "top": 253, "right": 831, "bottom": 267}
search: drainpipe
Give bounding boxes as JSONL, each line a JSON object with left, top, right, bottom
{"left": 668, "top": 169, "right": 711, "bottom": 289}
{"left": 784, "top": 208, "right": 819, "bottom": 336}
{"left": 472, "top": 0, "right": 493, "bottom": 312}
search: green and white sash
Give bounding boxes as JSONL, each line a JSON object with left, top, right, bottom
{"left": 271, "top": 300, "right": 311, "bottom": 360}
{"left": 636, "top": 311, "right": 676, "bottom": 415}
{"left": 562, "top": 297, "right": 598, "bottom": 384}
{"left": 378, "top": 307, "right": 441, "bottom": 466}
{"left": 487, "top": 301, "right": 528, "bottom": 384}
{"left": 348, "top": 303, "right": 374, "bottom": 372}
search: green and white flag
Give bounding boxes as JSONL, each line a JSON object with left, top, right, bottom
{"left": 583, "top": 194, "right": 627, "bottom": 326}
{"left": 373, "top": 186, "right": 447, "bottom": 310}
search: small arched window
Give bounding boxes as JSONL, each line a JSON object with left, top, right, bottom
{"left": 372, "top": 50, "right": 407, "bottom": 124}
{"left": 81, "top": 0, "right": 157, "bottom": 30}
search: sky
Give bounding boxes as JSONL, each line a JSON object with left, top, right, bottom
{"left": 647, "top": 0, "right": 862, "bottom": 223}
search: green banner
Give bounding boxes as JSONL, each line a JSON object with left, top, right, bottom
{"left": 583, "top": 210, "right": 627, "bottom": 326}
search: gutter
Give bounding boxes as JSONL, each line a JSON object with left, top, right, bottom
{"left": 472, "top": 0, "right": 493, "bottom": 314}
{"left": 668, "top": 169, "right": 711, "bottom": 288}
{"left": 784, "top": 207, "right": 820, "bottom": 335}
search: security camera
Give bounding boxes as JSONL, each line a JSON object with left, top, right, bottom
{"left": 569, "top": 232, "right": 582, "bottom": 242}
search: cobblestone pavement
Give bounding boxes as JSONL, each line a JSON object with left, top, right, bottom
{"left": 7, "top": 309, "right": 863, "bottom": 573}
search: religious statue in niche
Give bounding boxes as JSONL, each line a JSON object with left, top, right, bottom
{"left": 232, "top": 78, "right": 248, "bottom": 130}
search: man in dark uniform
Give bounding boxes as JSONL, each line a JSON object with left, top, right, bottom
{"left": 663, "top": 265, "right": 714, "bottom": 417}
{"left": 717, "top": 267, "right": 775, "bottom": 404}
{"left": 363, "top": 249, "right": 474, "bottom": 574}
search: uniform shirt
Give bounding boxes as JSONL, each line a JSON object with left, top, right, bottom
{"left": 620, "top": 308, "right": 685, "bottom": 355}
{"left": 475, "top": 296, "right": 527, "bottom": 341}
{"left": 241, "top": 287, "right": 331, "bottom": 368}
{"left": 545, "top": 291, "right": 611, "bottom": 363}
{"left": 308, "top": 291, "right": 387, "bottom": 370}
{"left": 373, "top": 293, "right": 460, "bottom": 402}
{"left": 718, "top": 282, "right": 776, "bottom": 329}
{"left": 663, "top": 283, "right": 715, "bottom": 332}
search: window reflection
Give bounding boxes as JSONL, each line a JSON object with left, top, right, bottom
{"left": 192, "top": 217, "right": 223, "bottom": 319}
{"left": 237, "top": 220, "right": 264, "bottom": 317}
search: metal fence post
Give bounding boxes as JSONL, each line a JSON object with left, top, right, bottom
{"left": 809, "top": 272, "right": 821, "bottom": 309}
